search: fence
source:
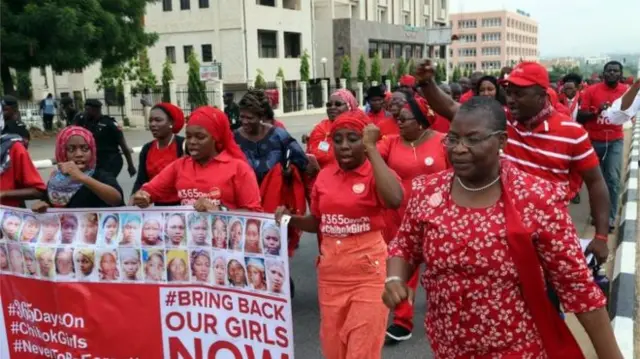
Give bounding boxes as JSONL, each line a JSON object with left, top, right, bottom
{"left": 174, "top": 89, "right": 219, "bottom": 117}
{"left": 130, "top": 91, "right": 164, "bottom": 117}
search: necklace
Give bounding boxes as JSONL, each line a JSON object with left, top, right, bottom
{"left": 157, "top": 134, "right": 175, "bottom": 149}
{"left": 456, "top": 175, "right": 500, "bottom": 192}
{"left": 407, "top": 130, "right": 429, "bottom": 160}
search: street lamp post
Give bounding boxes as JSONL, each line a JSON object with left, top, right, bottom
{"left": 321, "top": 57, "right": 327, "bottom": 79}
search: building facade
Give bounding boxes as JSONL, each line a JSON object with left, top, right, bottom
{"left": 449, "top": 10, "right": 538, "bottom": 73}
{"left": 313, "top": 0, "right": 452, "bottom": 80}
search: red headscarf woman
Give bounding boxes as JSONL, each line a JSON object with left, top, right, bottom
{"left": 133, "top": 106, "right": 262, "bottom": 212}
{"left": 276, "top": 110, "right": 404, "bottom": 359}
{"left": 132, "top": 103, "right": 186, "bottom": 205}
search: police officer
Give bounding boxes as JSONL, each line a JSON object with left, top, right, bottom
{"left": 74, "top": 99, "right": 137, "bottom": 178}
{"left": 1, "top": 95, "right": 30, "bottom": 147}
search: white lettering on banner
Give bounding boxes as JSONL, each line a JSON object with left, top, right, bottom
{"left": 321, "top": 214, "right": 372, "bottom": 236}
{"left": 10, "top": 300, "right": 85, "bottom": 328}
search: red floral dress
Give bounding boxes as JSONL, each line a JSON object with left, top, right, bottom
{"left": 388, "top": 162, "right": 606, "bottom": 359}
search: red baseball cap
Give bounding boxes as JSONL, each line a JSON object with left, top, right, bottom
{"left": 399, "top": 75, "right": 416, "bottom": 87}
{"left": 502, "top": 62, "right": 550, "bottom": 88}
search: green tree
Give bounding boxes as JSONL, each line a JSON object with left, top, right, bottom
{"left": 94, "top": 62, "right": 135, "bottom": 105}
{"left": 15, "top": 70, "right": 32, "bottom": 100}
{"left": 276, "top": 67, "right": 286, "bottom": 89}
{"left": 396, "top": 57, "right": 407, "bottom": 79}
{"left": 340, "top": 55, "right": 352, "bottom": 88}
{"left": 452, "top": 66, "right": 462, "bottom": 82}
{"left": 356, "top": 54, "right": 367, "bottom": 84}
{"left": 407, "top": 59, "right": 416, "bottom": 75}
{"left": 386, "top": 67, "right": 396, "bottom": 87}
{"left": 0, "top": 0, "right": 158, "bottom": 95}
{"left": 133, "top": 49, "right": 157, "bottom": 93}
{"left": 435, "top": 63, "right": 446, "bottom": 84}
{"left": 370, "top": 53, "right": 382, "bottom": 84}
{"left": 187, "top": 51, "right": 207, "bottom": 108}
{"left": 255, "top": 69, "right": 267, "bottom": 89}
{"left": 299, "top": 49, "right": 310, "bottom": 82}
{"left": 161, "top": 57, "right": 174, "bottom": 103}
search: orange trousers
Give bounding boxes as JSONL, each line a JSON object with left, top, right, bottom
{"left": 316, "top": 231, "right": 389, "bottom": 359}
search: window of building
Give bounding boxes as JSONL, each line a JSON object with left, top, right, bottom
{"left": 180, "top": 0, "right": 190, "bottom": 10}
{"left": 257, "top": 0, "right": 275, "bottom": 6}
{"left": 459, "top": 34, "right": 476, "bottom": 43}
{"left": 481, "top": 47, "right": 501, "bottom": 56}
{"left": 284, "top": 32, "right": 301, "bottom": 58}
{"left": 404, "top": 44, "right": 412, "bottom": 59}
{"left": 457, "top": 19, "right": 477, "bottom": 28}
{"left": 201, "top": 44, "right": 213, "bottom": 62}
{"left": 165, "top": 46, "right": 176, "bottom": 63}
{"left": 394, "top": 44, "right": 402, "bottom": 58}
{"left": 481, "top": 17, "right": 501, "bottom": 27}
{"left": 39, "top": 67, "right": 46, "bottom": 76}
{"left": 460, "top": 62, "right": 476, "bottom": 70}
{"left": 440, "top": 0, "right": 446, "bottom": 9}
{"left": 199, "top": 0, "right": 209, "bottom": 8}
{"left": 369, "top": 41, "right": 379, "bottom": 58}
{"left": 481, "top": 32, "right": 501, "bottom": 42}
{"left": 163, "top": 0, "right": 172, "bottom": 11}
{"left": 258, "top": 30, "right": 278, "bottom": 58}
{"left": 481, "top": 61, "right": 501, "bottom": 70}
{"left": 458, "top": 48, "right": 476, "bottom": 57}
{"left": 283, "top": 0, "right": 300, "bottom": 10}
{"left": 183, "top": 45, "right": 193, "bottom": 62}
{"left": 414, "top": 45, "right": 423, "bottom": 58}
{"left": 380, "top": 42, "right": 391, "bottom": 58}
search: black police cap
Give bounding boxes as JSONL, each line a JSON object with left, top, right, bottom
{"left": 1, "top": 95, "right": 18, "bottom": 107}
{"left": 85, "top": 99, "right": 103, "bottom": 108}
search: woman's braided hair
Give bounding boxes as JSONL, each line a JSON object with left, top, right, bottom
{"left": 239, "top": 89, "right": 274, "bottom": 120}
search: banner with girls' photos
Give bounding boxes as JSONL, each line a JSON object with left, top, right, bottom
{"left": 0, "top": 205, "right": 293, "bottom": 359}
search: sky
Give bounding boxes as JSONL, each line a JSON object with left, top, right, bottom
{"left": 449, "top": 0, "right": 640, "bottom": 58}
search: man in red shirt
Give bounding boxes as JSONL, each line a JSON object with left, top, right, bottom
{"left": 559, "top": 73, "right": 583, "bottom": 121}
{"left": 578, "top": 61, "right": 628, "bottom": 231}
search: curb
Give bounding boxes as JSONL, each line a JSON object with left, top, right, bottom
{"left": 33, "top": 146, "right": 143, "bottom": 170}
{"left": 610, "top": 118, "right": 639, "bottom": 359}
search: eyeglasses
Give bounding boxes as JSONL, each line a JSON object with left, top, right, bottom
{"left": 326, "top": 101, "right": 345, "bottom": 108}
{"left": 442, "top": 131, "right": 504, "bottom": 148}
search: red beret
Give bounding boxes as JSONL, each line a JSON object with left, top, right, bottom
{"left": 154, "top": 103, "right": 185, "bottom": 133}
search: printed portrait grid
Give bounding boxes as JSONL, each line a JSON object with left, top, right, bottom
{"left": 0, "top": 209, "right": 288, "bottom": 297}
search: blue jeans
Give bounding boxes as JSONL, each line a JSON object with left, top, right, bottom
{"left": 592, "top": 139, "right": 624, "bottom": 226}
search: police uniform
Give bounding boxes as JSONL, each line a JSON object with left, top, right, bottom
{"left": 1, "top": 96, "right": 30, "bottom": 145}
{"left": 74, "top": 100, "right": 125, "bottom": 177}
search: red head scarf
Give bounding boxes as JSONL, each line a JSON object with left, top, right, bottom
{"left": 330, "top": 110, "right": 369, "bottom": 137}
{"left": 399, "top": 75, "right": 416, "bottom": 87}
{"left": 55, "top": 126, "right": 97, "bottom": 169}
{"left": 153, "top": 103, "right": 185, "bottom": 134}
{"left": 187, "top": 106, "right": 247, "bottom": 161}
{"left": 332, "top": 89, "right": 359, "bottom": 111}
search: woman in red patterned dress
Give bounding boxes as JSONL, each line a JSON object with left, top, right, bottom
{"left": 383, "top": 97, "right": 622, "bottom": 358}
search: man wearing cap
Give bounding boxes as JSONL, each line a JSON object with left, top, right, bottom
{"left": 365, "top": 86, "right": 390, "bottom": 125}
{"left": 223, "top": 93, "right": 241, "bottom": 130}
{"left": 1, "top": 95, "right": 30, "bottom": 146}
{"left": 415, "top": 60, "right": 610, "bottom": 265}
{"left": 578, "top": 61, "right": 629, "bottom": 232}
{"left": 74, "top": 99, "right": 136, "bottom": 178}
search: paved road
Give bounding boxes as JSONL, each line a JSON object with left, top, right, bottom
{"left": 29, "top": 113, "right": 435, "bottom": 358}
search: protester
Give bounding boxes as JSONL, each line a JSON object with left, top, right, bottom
{"left": 74, "top": 99, "right": 136, "bottom": 178}
{"left": 415, "top": 60, "right": 610, "bottom": 265}
{"left": 605, "top": 77, "right": 640, "bottom": 124}
{"left": 383, "top": 96, "right": 623, "bottom": 359}
{"left": 131, "top": 102, "right": 186, "bottom": 205}
{"left": 1, "top": 95, "right": 30, "bottom": 145}
{"left": 578, "top": 61, "right": 629, "bottom": 231}
{"left": 132, "top": 106, "right": 262, "bottom": 212}
{"left": 459, "top": 71, "right": 484, "bottom": 103}
{"left": 374, "top": 95, "right": 449, "bottom": 344}
{"left": 31, "top": 126, "right": 124, "bottom": 212}
{"left": 60, "top": 97, "right": 78, "bottom": 127}
{"left": 223, "top": 92, "right": 241, "bottom": 130}
{"left": 366, "top": 86, "right": 390, "bottom": 124}
{"left": 398, "top": 75, "right": 416, "bottom": 96}
{"left": 275, "top": 111, "right": 403, "bottom": 359}
{"left": 0, "top": 120, "right": 45, "bottom": 208}
{"left": 559, "top": 73, "right": 583, "bottom": 120}
{"left": 39, "top": 93, "right": 57, "bottom": 131}
{"left": 475, "top": 75, "right": 506, "bottom": 105}
{"left": 449, "top": 83, "right": 462, "bottom": 102}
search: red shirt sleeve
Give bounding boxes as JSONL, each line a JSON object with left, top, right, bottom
{"left": 376, "top": 136, "right": 392, "bottom": 161}
{"left": 232, "top": 161, "right": 263, "bottom": 211}
{"left": 306, "top": 122, "right": 333, "bottom": 168}
{"left": 12, "top": 143, "right": 46, "bottom": 191}
{"left": 141, "top": 159, "right": 179, "bottom": 202}
{"left": 373, "top": 167, "right": 403, "bottom": 209}
{"left": 571, "top": 128, "right": 599, "bottom": 172}
{"left": 310, "top": 178, "right": 321, "bottom": 220}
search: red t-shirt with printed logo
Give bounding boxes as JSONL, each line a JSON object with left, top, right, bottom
{"left": 141, "top": 151, "right": 263, "bottom": 211}
{"left": 310, "top": 160, "right": 402, "bottom": 238}
{"left": 580, "top": 82, "right": 629, "bottom": 142}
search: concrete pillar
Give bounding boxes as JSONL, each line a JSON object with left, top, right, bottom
{"left": 205, "top": 81, "right": 216, "bottom": 107}
{"left": 169, "top": 80, "right": 177, "bottom": 106}
{"left": 300, "top": 81, "right": 308, "bottom": 111}
{"left": 339, "top": 78, "right": 347, "bottom": 89}
{"left": 247, "top": 79, "right": 255, "bottom": 89}
{"left": 356, "top": 82, "right": 364, "bottom": 107}
{"left": 275, "top": 77, "right": 284, "bottom": 117}
{"left": 213, "top": 79, "right": 224, "bottom": 109}
{"left": 321, "top": 80, "right": 329, "bottom": 109}
{"left": 371, "top": 81, "right": 379, "bottom": 87}
{"left": 123, "top": 80, "right": 133, "bottom": 127}
{"left": 385, "top": 79, "right": 391, "bottom": 90}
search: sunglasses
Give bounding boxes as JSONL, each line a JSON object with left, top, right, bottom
{"left": 326, "top": 101, "right": 345, "bottom": 108}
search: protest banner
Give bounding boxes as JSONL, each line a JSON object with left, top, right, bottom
{"left": 0, "top": 205, "right": 294, "bottom": 359}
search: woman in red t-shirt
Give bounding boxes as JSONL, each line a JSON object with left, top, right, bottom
{"left": 276, "top": 111, "right": 404, "bottom": 359}
{"left": 132, "top": 106, "right": 262, "bottom": 212}
{"left": 0, "top": 133, "right": 45, "bottom": 208}
{"left": 132, "top": 103, "right": 186, "bottom": 205}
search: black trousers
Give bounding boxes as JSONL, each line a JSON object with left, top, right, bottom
{"left": 43, "top": 114, "right": 54, "bottom": 131}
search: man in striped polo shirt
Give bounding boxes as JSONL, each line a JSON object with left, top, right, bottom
{"left": 414, "top": 60, "right": 610, "bottom": 264}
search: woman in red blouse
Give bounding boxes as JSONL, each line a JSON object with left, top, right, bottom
{"left": 383, "top": 97, "right": 622, "bottom": 358}
{"left": 376, "top": 96, "right": 450, "bottom": 344}
{"left": 132, "top": 106, "right": 262, "bottom": 212}
{"left": 132, "top": 103, "right": 186, "bottom": 205}
{"left": 276, "top": 111, "right": 404, "bottom": 359}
